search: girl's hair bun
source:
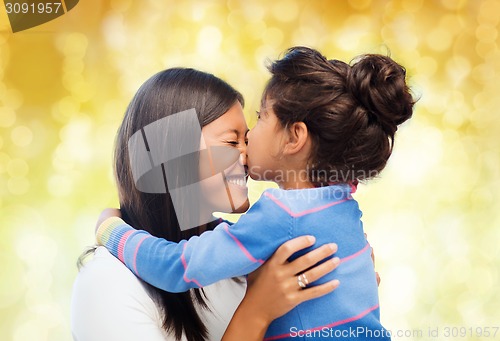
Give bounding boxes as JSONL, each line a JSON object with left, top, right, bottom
{"left": 347, "top": 54, "right": 414, "bottom": 140}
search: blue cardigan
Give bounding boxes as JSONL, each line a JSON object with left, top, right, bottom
{"left": 97, "top": 184, "right": 390, "bottom": 340}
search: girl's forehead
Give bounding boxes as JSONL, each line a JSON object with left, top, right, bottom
{"left": 261, "top": 96, "right": 274, "bottom": 109}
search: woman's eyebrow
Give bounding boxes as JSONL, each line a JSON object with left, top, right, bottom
{"left": 218, "top": 129, "right": 240, "bottom": 136}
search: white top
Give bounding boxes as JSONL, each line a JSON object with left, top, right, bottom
{"left": 71, "top": 246, "right": 246, "bottom": 341}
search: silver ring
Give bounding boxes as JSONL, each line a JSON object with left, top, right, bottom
{"left": 297, "top": 273, "right": 309, "bottom": 289}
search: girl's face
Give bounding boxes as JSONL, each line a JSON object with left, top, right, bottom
{"left": 199, "top": 101, "right": 250, "bottom": 214}
{"left": 246, "top": 99, "right": 286, "bottom": 182}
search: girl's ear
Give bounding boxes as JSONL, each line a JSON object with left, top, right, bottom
{"left": 283, "top": 122, "right": 309, "bottom": 156}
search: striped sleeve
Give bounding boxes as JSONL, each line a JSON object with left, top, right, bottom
{"left": 93, "top": 194, "right": 293, "bottom": 293}
{"left": 96, "top": 217, "right": 152, "bottom": 267}
{"left": 97, "top": 217, "right": 130, "bottom": 255}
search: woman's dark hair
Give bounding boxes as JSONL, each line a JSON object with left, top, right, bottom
{"left": 263, "top": 46, "right": 416, "bottom": 184}
{"left": 82, "top": 68, "right": 243, "bottom": 341}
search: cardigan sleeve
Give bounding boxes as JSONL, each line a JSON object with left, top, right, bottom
{"left": 95, "top": 192, "right": 293, "bottom": 292}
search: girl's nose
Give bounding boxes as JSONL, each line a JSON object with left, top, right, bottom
{"left": 239, "top": 151, "right": 247, "bottom": 167}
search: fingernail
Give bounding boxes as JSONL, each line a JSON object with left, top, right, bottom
{"left": 307, "top": 236, "right": 316, "bottom": 243}
{"left": 332, "top": 279, "right": 340, "bottom": 287}
{"left": 332, "top": 257, "right": 340, "bottom": 265}
{"left": 329, "top": 243, "right": 337, "bottom": 251}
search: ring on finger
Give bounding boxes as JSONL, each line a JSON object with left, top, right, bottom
{"left": 297, "top": 273, "right": 309, "bottom": 289}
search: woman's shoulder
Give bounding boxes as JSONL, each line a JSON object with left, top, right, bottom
{"left": 71, "top": 246, "right": 168, "bottom": 341}
{"left": 72, "top": 246, "right": 162, "bottom": 308}
{"left": 77, "top": 246, "right": 134, "bottom": 274}
{"left": 74, "top": 246, "right": 149, "bottom": 294}
{"left": 71, "top": 247, "right": 247, "bottom": 341}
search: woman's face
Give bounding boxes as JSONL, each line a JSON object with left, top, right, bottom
{"left": 199, "top": 101, "right": 250, "bottom": 214}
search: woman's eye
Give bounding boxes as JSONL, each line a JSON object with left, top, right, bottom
{"left": 255, "top": 111, "right": 261, "bottom": 119}
{"left": 244, "top": 140, "right": 248, "bottom": 146}
{"left": 227, "top": 141, "right": 239, "bottom": 146}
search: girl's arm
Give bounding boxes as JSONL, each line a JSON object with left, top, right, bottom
{"left": 96, "top": 194, "right": 294, "bottom": 292}
{"left": 223, "top": 236, "right": 340, "bottom": 341}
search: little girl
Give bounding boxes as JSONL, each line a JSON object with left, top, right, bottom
{"left": 97, "top": 47, "right": 414, "bottom": 340}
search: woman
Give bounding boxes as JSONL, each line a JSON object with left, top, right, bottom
{"left": 71, "top": 68, "right": 340, "bottom": 341}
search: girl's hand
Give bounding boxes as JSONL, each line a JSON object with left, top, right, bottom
{"left": 95, "top": 208, "right": 121, "bottom": 233}
{"left": 222, "top": 236, "right": 340, "bottom": 341}
{"left": 372, "top": 246, "right": 381, "bottom": 286}
{"left": 365, "top": 233, "right": 381, "bottom": 286}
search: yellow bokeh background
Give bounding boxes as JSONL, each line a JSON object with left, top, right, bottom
{"left": 1, "top": 1, "right": 499, "bottom": 340}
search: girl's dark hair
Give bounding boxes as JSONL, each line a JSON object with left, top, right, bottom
{"left": 263, "top": 46, "right": 416, "bottom": 184}
{"left": 81, "top": 68, "right": 243, "bottom": 341}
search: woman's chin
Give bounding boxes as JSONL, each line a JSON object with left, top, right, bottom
{"left": 232, "top": 198, "right": 250, "bottom": 213}
{"left": 205, "top": 191, "right": 249, "bottom": 215}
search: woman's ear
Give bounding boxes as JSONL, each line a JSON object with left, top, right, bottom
{"left": 283, "top": 122, "right": 309, "bottom": 156}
